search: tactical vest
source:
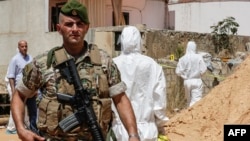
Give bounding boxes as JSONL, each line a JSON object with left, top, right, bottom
{"left": 37, "top": 44, "right": 112, "bottom": 140}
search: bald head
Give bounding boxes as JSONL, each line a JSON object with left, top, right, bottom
{"left": 18, "top": 40, "right": 28, "bottom": 57}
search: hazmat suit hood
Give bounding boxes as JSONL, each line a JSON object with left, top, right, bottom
{"left": 186, "top": 41, "right": 197, "bottom": 54}
{"left": 121, "top": 26, "right": 141, "bottom": 54}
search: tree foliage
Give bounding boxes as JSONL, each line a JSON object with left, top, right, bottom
{"left": 210, "top": 17, "right": 239, "bottom": 54}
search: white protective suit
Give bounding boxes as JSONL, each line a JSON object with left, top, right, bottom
{"left": 175, "top": 41, "right": 207, "bottom": 107}
{"left": 112, "top": 26, "right": 169, "bottom": 141}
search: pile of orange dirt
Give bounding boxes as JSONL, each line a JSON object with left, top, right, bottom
{"left": 164, "top": 54, "right": 250, "bottom": 141}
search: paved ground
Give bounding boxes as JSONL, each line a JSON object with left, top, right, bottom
{"left": 0, "top": 126, "right": 20, "bottom": 141}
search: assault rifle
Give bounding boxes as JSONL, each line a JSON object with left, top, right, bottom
{"left": 54, "top": 57, "right": 105, "bottom": 141}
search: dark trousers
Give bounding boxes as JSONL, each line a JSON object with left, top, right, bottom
{"left": 26, "top": 95, "right": 38, "bottom": 131}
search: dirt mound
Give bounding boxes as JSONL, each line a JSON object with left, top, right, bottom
{"left": 164, "top": 54, "right": 250, "bottom": 141}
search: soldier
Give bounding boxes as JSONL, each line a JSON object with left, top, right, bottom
{"left": 11, "top": 0, "right": 139, "bottom": 141}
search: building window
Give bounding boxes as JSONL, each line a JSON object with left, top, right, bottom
{"left": 168, "top": 10, "right": 175, "bottom": 30}
{"left": 123, "top": 12, "right": 129, "bottom": 25}
{"left": 115, "top": 32, "right": 122, "bottom": 51}
{"left": 48, "top": 0, "right": 67, "bottom": 32}
{"left": 112, "top": 12, "right": 129, "bottom": 26}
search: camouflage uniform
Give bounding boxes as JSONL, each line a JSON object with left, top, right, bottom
{"left": 16, "top": 41, "right": 127, "bottom": 141}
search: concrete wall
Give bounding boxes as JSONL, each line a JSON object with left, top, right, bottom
{"left": 0, "top": 0, "right": 63, "bottom": 66}
{"left": 168, "top": 1, "right": 250, "bottom": 36}
{"left": 105, "top": 0, "right": 166, "bottom": 29}
{"left": 1, "top": 0, "right": 250, "bottom": 66}
{"left": 0, "top": 0, "right": 166, "bottom": 66}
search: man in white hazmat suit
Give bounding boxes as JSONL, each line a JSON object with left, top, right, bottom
{"left": 175, "top": 41, "right": 207, "bottom": 107}
{"left": 112, "top": 26, "right": 169, "bottom": 141}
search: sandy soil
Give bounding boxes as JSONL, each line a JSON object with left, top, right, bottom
{"left": 164, "top": 54, "right": 250, "bottom": 141}
{"left": 0, "top": 127, "right": 20, "bottom": 141}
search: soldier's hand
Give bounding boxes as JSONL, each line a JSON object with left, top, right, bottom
{"left": 17, "top": 128, "right": 45, "bottom": 141}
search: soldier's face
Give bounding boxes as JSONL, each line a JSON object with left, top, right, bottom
{"left": 57, "top": 14, "right": 89, "bottom": 45}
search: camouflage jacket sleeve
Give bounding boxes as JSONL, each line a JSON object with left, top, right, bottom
{"left": 99, "top": 49, "right": 126, "bottom": 97}
{"left": 16, "top": 54, "right": 46, "bottom": 98}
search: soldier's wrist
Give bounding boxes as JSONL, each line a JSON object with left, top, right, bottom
{"left": 128, "top": 134, "right": 140, "bottom": 140}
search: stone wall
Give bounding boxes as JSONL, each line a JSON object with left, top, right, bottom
{"left": 143, "top": 30, "right": 250, "bottom": 116}
{"left": 145, "top": 30, "right": 249, "bottom": 59}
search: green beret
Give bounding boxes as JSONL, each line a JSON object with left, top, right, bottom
{"left": 60, "top": 0, "right": 89, "bottom": 24}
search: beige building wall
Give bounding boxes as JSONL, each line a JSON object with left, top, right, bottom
{"left": 0, "top": 0, "right": 166, "bottom": 66}
{"left": 0, "top": 0, "right": 63, "bottom": 66}
{"left": 1, "top": 0, "right": 249, "bottom": 66}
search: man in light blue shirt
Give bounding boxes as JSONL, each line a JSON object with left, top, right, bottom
{"left": 7, "top": 41, "right": 32, "bottom": 87}
{"left": 6, "top": 40, "right": 38, "bottom": 134}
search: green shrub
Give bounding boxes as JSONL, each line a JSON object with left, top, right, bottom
{"left": 210, "top": 17, "right": 239, "bottom": 54}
